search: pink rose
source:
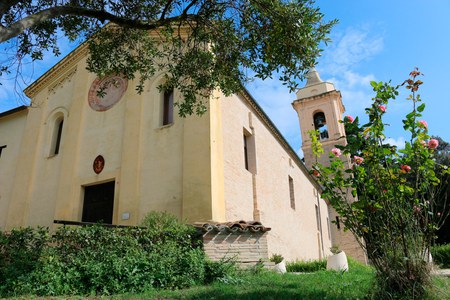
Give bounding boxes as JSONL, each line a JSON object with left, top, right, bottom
{"left": 353, "top": 156, "right": 364, "bottom": 165}
{"left": 345, "top": 115, "right": 355, "bottom": 123}
{"left": 331, "top": 148, "right": 342, "bottom": 157}
{"left": 313, "top": 170, "right": 320, "bottom": 177}
{"left": 379, "top": 105, "right": 386, "bottom": 112}
{"left": 401, "top": 165, "right": 411, "bottom": 173}
{"left": 418, "top": 120, "right": 428, "bottom": 129}
{"left": 428, "top": 139, "right": 439, "bottom": 149}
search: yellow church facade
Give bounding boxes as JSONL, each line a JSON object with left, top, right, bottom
{"left": 0, "top": 44, "right": 337, "bottom": 262}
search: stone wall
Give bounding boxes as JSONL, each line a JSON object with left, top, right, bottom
{"left": 202, "top": 230, "right": 269, "bottom": 267}
{"left": 196, "top": 221, "right": 270, "bottom": 266}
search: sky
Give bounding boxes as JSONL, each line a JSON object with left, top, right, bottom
{"left": 248, "top": 0, "right": 450, "bottom": 155}
{"left": 1, "top": 0, "right": 450, "bottom": 156}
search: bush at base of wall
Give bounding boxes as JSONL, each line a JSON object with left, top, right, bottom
{"left": 286, "top": 259, "right": 327, "bottom": 272}
{"left": 431, "top": 244, "right": 450, "bottom": 268}
{"left": 0, "top": 212, "right": 234, "bottom": 297}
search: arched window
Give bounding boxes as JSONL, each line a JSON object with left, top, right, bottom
{"left": 313, "top": 112, "right": 329, "bottom": 140}
{"left": 162, "top": 88, "right": 174, "bottom": 125}
{"left": 51, "top": 117, "right": 64, "bottom": 155}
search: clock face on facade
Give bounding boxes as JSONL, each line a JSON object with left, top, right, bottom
{"left": 88, "top": 75, "right": 128, "bottom": 111}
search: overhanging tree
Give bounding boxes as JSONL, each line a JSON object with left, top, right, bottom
{"left": 0, "top": 0, "right": 336, "bottom": 115}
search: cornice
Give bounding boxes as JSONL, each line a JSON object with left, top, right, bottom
{"left": 292, "top": 90, "right": 345, "bottom": 113}
{"left": 24, "top": 43, "right": 89, "bottom": 98}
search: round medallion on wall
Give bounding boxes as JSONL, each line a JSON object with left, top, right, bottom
{"left": 93, "top": 155, "right": 105, "bottom": 174}
{"left": 88, "top": 75, "right": 128, "bottom": 111}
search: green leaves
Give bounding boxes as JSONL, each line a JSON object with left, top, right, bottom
{"left": 1, "top": 0, "right": 336, "bottom": 116}
{"left": 311, "top": 70, "right": 447, "bottom": 298}
{"left": 0, "top": 213, "right": 217, "bottom": 297}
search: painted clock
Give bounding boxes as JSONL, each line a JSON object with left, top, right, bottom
{"left": 88, "top": 75, "right": 128, "bottom": 111}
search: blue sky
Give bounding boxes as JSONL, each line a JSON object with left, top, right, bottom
{"left": 248, "top": 0, "right": 450, "bottom": 155}
{"left": 1, "top": 0, "right": 450, "bottom": 156}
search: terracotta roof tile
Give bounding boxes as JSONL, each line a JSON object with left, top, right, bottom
{"left": 194, "top": 220, "right": 271, "bottom": 233}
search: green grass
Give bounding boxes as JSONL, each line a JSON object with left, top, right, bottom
{"left": 6, "top": 259, "right": 450, "bottom": 300}
{"left": 120, "top": 259, "right": 376, "bottom": 300}
{"left": 126, "top": 259, "right": 449, "bottom": 300}
{"left": 286, "top": 258, "right": 327, "bottom": 272}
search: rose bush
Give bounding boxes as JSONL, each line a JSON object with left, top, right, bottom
{"left": 310, "top": 69, "right": 449, "bottom": 298}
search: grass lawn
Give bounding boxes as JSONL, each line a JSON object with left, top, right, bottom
{"left": 8, "top": 260, "right": 450, "bottom": 299}
{"left": 118, "top": 260, "right": 450, "bottom": 300}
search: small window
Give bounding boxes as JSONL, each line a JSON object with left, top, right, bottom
{"left": 51, "top": 117, "right": 64, "bottom": 155}
{"left": 243, "top": 130, "right": 257, "bottom": 174}
{"left": 289, "top": 176, "right": 295, "bottom": 209}
{"left": 162, "top": 89, "right": 174, "bottom": 125}
{"left": 0, "top": 145, "right": 6, "bottom": 157}
{"left": 327, "top": 217, "right": 331, "bottom": 240}
{"left": 244, "top": 134, "right": 249, "bottom": 170}
{"left": 315, "top": 204, "right": 321, "bottom": 231}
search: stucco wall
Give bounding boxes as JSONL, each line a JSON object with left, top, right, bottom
{"left": 2, "top": 50, "right": 217, "bottom": 230}
{"left": 0, "top": 109, "right": 28, "bottom": 229}
{"left": 220, "top": 93, "right": 332, "bottom": 261}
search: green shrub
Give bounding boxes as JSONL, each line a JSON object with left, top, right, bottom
{"left": 269, "top": 253, "right": 284, "bottom": 264}
{"left": 286, "top": 259, "right": 326, "bottom": 272}
{"left": 431, "top": 243, "right": 450, "bottom": 268}
{"left": 204, "top": 257, "right": 237, "bottom": 284}
{"left": 0, "top": 227, "right": 49, "bottom": 296}
{"left": 0, "top": 211, "right": 234, "bottom": 297}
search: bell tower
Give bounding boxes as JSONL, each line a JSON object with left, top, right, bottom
{"left": 292, "top": 68, "right": 367, "bottom": 263}
{"left": 292, "top": 68, "right": 347, "bottom": 169}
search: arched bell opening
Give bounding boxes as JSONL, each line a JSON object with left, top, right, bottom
{"left": 313, "top": 112, "right": 329, "bottom": 140}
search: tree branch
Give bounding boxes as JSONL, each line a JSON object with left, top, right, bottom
{"left": 0, "top": 5, "right": 200, "bottom": 43}
{"left": 160, "top": 0, "right": 173, "bottom": 20}
{"left": 182, "top": 0, "right": 200, "bottom": 16}
{"left": 0, "top": 0, "right": 22, "bottom": 16}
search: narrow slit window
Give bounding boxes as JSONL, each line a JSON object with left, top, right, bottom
{"left": 162, "top": 89, "right": 174, "bottom": 125}
{"left": 315, "top": 204, "right": 321, "bottom": 231}
{"left": 289, "top": 176, "right": 295, "bottom": 209}
{"left": 335, "top": 216, "right": 341, "bottom": 230}
{"left": 327, "top": 217, "right": 331, "bottom": 239}
{"left": 51, "top": 118, "right": 64, "bottom": 155}
{"left": 243, "top": 130, "right": 257, "bottom": 174}
{"left": 244, "top": 134, "right": 249, "bottom": 170}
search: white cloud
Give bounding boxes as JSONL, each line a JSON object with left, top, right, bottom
{"left": 244, "top": 26, "right": 386, "bottom": 153}
{"left": 316, "top": 25, "right": 385, "bottom": 122}
{"left": 384, "top": 136, "right": 406, "bottom": 149}
{"left": 246, "top": 77, "right": 303, "bottom": 151}
{"left": 321, "top": 27, "right": 384, "bottom": 75}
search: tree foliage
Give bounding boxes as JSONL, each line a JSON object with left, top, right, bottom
{"left": 0, "top": 0, "right": 336, "bottom": 115}
{"left": 431, "top": 135, "right": 450, "bottom": 244}
{"left": 310, "top": 69, "right": 450, "bottom": 298}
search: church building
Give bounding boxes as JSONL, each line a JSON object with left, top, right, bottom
{"left": 0, "top": 43, "right": 363, "bottom": 262}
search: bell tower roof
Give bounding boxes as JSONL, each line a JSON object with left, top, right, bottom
{"left": 296, "top": 68, "right": 336, "bottom": 99}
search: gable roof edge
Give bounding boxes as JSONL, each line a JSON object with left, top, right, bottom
{"left": 24, "top": 43, "right": 89, "bottom": 98}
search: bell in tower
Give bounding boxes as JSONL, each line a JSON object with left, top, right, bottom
{"left": 291, "top": 68, "right": 346, "bottom": 169}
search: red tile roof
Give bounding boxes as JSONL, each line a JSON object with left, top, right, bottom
{"left": 194, "top": 220, "right": 271, "bottom": 233}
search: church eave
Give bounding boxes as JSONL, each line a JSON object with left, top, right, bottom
{"left": 24, "top": 43, "right": 89, "bottom": 99}
{"left": 0, "top": 105, "right": 28, "bottom": 119}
